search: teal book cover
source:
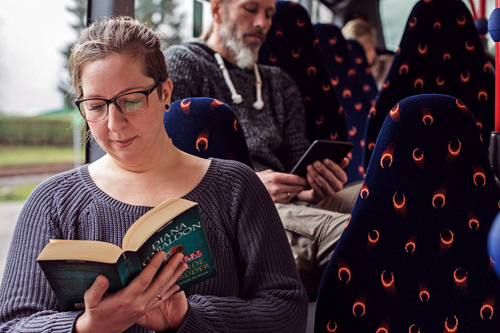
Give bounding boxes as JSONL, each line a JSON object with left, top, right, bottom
{"left": 37, "top": 198, "right": 216, "bottom": 311}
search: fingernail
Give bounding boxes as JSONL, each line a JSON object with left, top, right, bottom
{"left": 97, "top": 275, "right": 107, "bottom": 287}
{"left": 314, "top": 161, "right": 321, "bottom": 167}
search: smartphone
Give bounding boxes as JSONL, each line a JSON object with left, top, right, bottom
{"left": 290, "top": 140, "right": 353, "bottom": 177}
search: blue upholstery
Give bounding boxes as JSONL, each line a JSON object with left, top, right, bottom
{"left": 315, "top": 23, "right": 377, "bottom": 105}
{"left": 346, "top": 38, "right": 379, "bottom": 102}
{"left": 258, "top": 1, "right": 347, "bottom": 145}
{"left": 314, "top": 23, "right": 372, "bottom": 181}
{"left": 363, "top": 0, "right": 495, "bottom": 169}
{"left": 260, "top": 1, "right": 368, "bottom": 183}
{"left": 315, "top": 94, "right": 500, "bottom": 332}
{"left": 164, "top": 97, "right": 253, "bottom": 168}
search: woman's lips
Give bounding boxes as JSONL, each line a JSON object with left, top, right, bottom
{"left": 112, "top": 136, "right": 135, "bottom": 148}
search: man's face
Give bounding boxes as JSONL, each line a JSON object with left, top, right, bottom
{"left": 218, "top": 0, "right": 276, "bottom": 68}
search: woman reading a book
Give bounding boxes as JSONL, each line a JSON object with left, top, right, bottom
{"left": 0, "top": 17, "right": 308, "bottom": 332}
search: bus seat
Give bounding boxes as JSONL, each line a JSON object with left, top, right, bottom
{"left": 163, "top": 97, "right": 253, "bottom": 168}
{"left": 314, "top": 22, "right": 373, "bottom": 181}
{"left": 346, "top": 38, "right": 379, "bottom": 102}
{"left": 363, "top": 0, "right": 495, "bottom": 170}
{"left": 258, "top": 1, "right": 350, "bottom": 179}
{"left": 315, "top": 94, "right": 500, "bottom": 332}
{"left": 315, "top": 23, "right": 377, "bottom": 104}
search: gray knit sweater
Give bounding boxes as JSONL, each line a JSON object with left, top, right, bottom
{"left": 0, "top": 159, "right": 308, "bottom": 332}
{"left": 164, "top": 40, "right": 310, "bottom": 172}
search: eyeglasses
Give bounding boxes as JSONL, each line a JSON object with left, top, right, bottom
{"left": 75, "top": 81, "right": 161, "bottom": 122}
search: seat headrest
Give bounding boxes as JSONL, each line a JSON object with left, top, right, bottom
{"left": 164, "top": 97, "right": 253, "bottom": 168}
{"left": 316, "top": 94, "right": 500, "bottom": 332}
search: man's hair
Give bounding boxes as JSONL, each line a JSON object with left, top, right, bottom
{"left": 69, "top": 16, "right": 168, "bottom": 98}
{"left": 341, "top": 18, "right": 377, "bottom": 46}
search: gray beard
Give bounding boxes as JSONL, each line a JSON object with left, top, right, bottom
{"left": 219, "top": 23, "right": 259, "bottom": 69}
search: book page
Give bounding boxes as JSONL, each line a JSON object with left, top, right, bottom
{"left": 122, "top": 198, "right": 197, "bottom": 251}
{"left": 37, "top": 240, "right": 123, "bottom": 263}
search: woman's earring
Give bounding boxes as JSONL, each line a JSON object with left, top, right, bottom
{"left": 165, "top": 104, "right": 170, "bottom": 111}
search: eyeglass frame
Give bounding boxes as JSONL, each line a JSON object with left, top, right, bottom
{"left": 75, "top": 81, "right": 161, "bottom": 122}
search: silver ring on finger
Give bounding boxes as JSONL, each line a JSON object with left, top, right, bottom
{"left": 156, "top": 294, "right": 162, "bottom": 301}
{"left": 286, "top": 192, "right": 290, "bottom": 200}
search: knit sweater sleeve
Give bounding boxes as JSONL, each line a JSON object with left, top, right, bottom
{"left": 179, "top": 160, "right": 308, "bottom": 332}
{"left": 0, "top": 177, "right": 80, "bottom": 332}
{"left": 0, "top": 162, "right": 307, "bottom": 332}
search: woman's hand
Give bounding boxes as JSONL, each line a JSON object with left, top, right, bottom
{"left": 136, "top": 289, "right": 188, "bottom": 331}
{"left": 74, "top": 251, "right": 188, "bottom": 333}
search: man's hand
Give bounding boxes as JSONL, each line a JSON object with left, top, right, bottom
{"left": 296, "top": 157, "right": 349, "bottom": 202}
{"left": 257, "top": 169, "right": 309, "bottom": 203}
{"left": 257, "top": 157, "right": 348, "bottom": 204}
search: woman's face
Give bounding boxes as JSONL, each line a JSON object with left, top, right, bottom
{"left": 80, "top": 53, "right": 172, "bottom": 167}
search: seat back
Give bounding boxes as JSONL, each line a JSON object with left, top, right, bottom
{"left": 363, "top": 0, "right": 495, "bottom": 169}
{"left": 346, "top": 38, "right": 379, "bottom": 102}
{"left": 260, "top": 1, "right": 368, "bottom": 182}
{"left": 315, "top": 94, "right": 500, "bottom": 332}
{"left": 314, "top": 23, "right": 373, "bottom": 181}
{"left": 259, "top": 1, "right": 347, "bottom": 144}
{"left": 314, "top": 23, "right": 377, "bottom": 105}
{"left": 164, "top": 97, "right": 253, "bottom": 168}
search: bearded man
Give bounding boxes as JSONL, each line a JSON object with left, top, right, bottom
{"left": 165, "top": 0, "right": 357, "bottom": 298}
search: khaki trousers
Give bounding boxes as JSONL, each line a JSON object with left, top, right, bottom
{"left": 276, "top": 181, "right": 362, "bottom": 297}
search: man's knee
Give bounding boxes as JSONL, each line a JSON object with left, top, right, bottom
{"left": 276, "top": 203, "right": 349, "bottom": 296}
{"left": 315, "top": 180, "right": 362, "bottom": 213}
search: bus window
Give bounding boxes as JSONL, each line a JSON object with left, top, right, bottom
{"left": 381, "top": 0, "right": 496, "bottom": 56}
{"left": 379, "top": 0, "right": 418, "bottom": 52}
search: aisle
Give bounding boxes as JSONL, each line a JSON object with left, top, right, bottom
{"left": 0, "top": 201, "right": 24, "bottom": 283}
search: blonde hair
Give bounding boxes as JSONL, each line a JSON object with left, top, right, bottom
{"left": 200, "top": 23, "right": 214, "bottom": 41}
{"left": 200, "top": 0, "right": 231, "bottom": 40}
{"left": 69, "top": 16, "right": 168, "bottom": 98}
{"left": 341, "top": 18, "right": 377, "bottom": 46}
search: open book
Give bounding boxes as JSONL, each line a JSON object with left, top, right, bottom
{"left": 37, "top": 198, "right": 216, "bottom": 311}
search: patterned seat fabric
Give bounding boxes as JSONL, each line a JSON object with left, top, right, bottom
{"left": 259, "top": 1, "right": 359, "bottom": 182}
{"left": 164, "top": 97, "right": 253, "bottom": 168}
{"left": 363, "top": 0, "right": 495, "bottom": 169}
{"left": 314, "top": 23, "right": 373, "bottom": 181}
{"left": 346, "top": 38, "right": 379, "bottom": 102}
{"left": 315, "top": 94, "right": 500, "bottom": 332}
{"left": 258, "top": 1, "right": 347, "bottom": 145}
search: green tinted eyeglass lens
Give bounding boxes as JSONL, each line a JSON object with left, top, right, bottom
{"left": 119, "top": 94, "right": 147, "bottom": 113}
{"left": 75, "top": 81, "right": 160, "bottom": 122}
{"left": 77, "top": 102, "right": 106, "bottom": 121}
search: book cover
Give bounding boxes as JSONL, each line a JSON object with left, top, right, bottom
{"left": 37, "top": 198, "right": 216, "bottom": 311}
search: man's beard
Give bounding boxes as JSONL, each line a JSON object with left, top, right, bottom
{"left": 219, "top": 20, "right": 261, "bottom": 69}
